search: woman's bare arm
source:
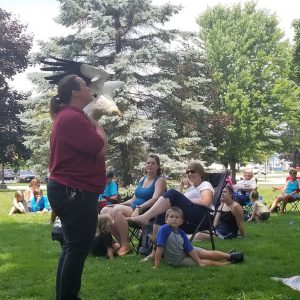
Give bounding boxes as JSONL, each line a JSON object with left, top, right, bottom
{"left": 232, "top": 204, "right": 245, "bottom": 237}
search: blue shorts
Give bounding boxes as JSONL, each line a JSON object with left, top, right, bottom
{"left": 215, "top": 225, "right": 237, "bottom": 239}
{"left": 284, "top": 193, "right": 300, "bottom": 200}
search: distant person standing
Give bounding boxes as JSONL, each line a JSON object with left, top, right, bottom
{"left": 47, "top": 74, "right": 108, "bottom": 300}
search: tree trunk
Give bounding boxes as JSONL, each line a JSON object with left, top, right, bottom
{"left": 230, "top": 161, "right": 237, "bottom": 184}
{"left": 119, "top": 144, "right": 132, "bottom": 187}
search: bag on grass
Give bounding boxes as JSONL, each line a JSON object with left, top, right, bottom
{"left": 138, "top": 222, "right": 153, "bottom": 256}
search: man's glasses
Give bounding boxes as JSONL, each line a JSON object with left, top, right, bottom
{"left": 186, "top": 170, "right": 196, "bottom": 175}
{"left": 290, "top": 172, "right": 297, "bottom": 175}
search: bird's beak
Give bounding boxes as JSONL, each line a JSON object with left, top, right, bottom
{"left": 112, "top": 110, "right": 122, "bottom": 117}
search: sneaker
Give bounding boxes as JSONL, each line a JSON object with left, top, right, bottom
{"left": 229, "top": 252, "right": 244, "bottom": 263}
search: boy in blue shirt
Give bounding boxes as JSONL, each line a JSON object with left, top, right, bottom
{"left": 99, "top": 171, "right": 119, "bottom": 210}
{"left": 154, "top": 206, "right": 244, "bottom": 268}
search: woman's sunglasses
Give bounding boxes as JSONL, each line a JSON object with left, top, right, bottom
{"left": 186, "top": 169, "right": 196, "bottom": 175}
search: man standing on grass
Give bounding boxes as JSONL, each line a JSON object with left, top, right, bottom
{"left": 47, "top": 74, "right": 108, "bottom": 300}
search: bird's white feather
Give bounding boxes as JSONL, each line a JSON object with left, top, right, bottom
{"left": 80, "top": 64, "right": 109, "bottom": 81}
{"left": 103, "top": 81, "right": 124, "bottom": 101}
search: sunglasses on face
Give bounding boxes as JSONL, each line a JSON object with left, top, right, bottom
{"left": 290, "top": 172, "right": 297, "bottom": 175}
{"left": 186, "top": 170, "right": 197, "bottom": 175}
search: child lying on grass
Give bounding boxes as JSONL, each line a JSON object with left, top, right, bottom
{"left": 153, "top": 206, "right": 244, "bottom": 268}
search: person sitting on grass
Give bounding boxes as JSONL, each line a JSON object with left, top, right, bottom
{"left": 247, "top": 190, "right": 270, "bottom": 223}
{"left": 8, "top": 190, "right": 27, "bottom": 215}
{"left": 31, "top": 189, "right": 51, "bottom": 213}
{"left": 153, "top": 206, "right": 244, "bottom": 268}
{"left": 188, "top": 185, "right": 245, "bottom": 241}
{"left": 269, "top": 168, "right": 300, "bottom": 213}
{"left": 91, "top": 214, "right": 120, "bottom": 259}
{"left": 24, "top": 178, "right": 41, "bottom": 212}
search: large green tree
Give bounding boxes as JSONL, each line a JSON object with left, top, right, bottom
{"left": 292, "top": 19, "right": 300, "bottom": 85}
{"left": 279, "top": 18, "right": 300, "bottom": 166}
{"left": 198, "top": 1, "right": 294, "bottom": 178}
{"left": 0, "top": 8, "right": 32, "bottom": 178}
{"left": 27, "top": 0, "right": 213, "bottom": 185}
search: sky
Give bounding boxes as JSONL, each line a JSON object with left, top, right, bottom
{"left": 1, "top": 0, "right": 299, "bottom": 91}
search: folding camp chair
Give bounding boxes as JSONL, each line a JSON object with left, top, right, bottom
{"left": 189, "top": 172, "right": 227, "bottom": 250}
{"left": 128, "top": 225, "right": 142, "bottom": 253}
{"left": 128, "top": 220, "right": 154, "bottom": 255}
{"left": 273, "top": 176, "right": 300, "bottom": 212}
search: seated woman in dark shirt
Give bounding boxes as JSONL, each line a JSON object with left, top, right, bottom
{"left": 91, "top": 214, "right": 120, "bottom": 259}
{"left": 192, "top": 185, "right": 245, "bottom": 241}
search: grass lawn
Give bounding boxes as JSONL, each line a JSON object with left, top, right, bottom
{"left": 1, "top": 185, "right": 300, "bottom": 300}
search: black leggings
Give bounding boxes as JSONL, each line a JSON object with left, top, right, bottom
{"left": 155, "top": 189, "right": 212, "bottom": 233}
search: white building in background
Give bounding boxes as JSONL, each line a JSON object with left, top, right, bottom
{"left": 268, "top": 155, "right": 290, "bottom": 172}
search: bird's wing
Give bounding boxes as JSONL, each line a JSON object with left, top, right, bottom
{"left": 102, "top": 81, "right": 125, "bottom": 100}
{"left": 80, "top": 64, "right": 109, "bottom": 83}
{"left": 40, "top": 56, "right": 107, "bottom": 86}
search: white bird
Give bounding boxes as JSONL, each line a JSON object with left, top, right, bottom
{"left": 41, "top": 57, "right": 124, "bottom": 120}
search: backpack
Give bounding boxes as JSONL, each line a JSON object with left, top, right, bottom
{"left": 138, "top": 221, "right": 153, "bottom": 256}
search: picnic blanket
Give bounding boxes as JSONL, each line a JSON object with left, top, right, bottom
{"left": 272, "top": 276, "right": 300, "bottom": 291}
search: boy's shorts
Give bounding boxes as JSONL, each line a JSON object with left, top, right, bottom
{"left": 177, "top": 246, "right": 203, "bottom": 267}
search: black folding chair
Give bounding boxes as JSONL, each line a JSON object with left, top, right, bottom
{"left": 128, "top": 225, "right": 142, "bottom": 253}
{"left": 128, "top": 220, "right": 154, "bottom": 255}
{"left": 189, "top": 172, "right": 227, "bottom": 250}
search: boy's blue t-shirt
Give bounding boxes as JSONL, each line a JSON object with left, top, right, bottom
{"left": 157, "top": 224, "right": 193, "bottom": 253}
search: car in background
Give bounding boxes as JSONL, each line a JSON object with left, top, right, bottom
{"left": 4, "top": 169, "right": 15, "bottom": 180}
{"left": 17, "top": 170, "right": 36, "bottom": 183}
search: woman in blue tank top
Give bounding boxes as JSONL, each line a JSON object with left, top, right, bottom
{"left": 100, "top": 154, "right": 167, "bottom": 256}
{"left": 270, "top": 169, "right": 300, "bottom": 213}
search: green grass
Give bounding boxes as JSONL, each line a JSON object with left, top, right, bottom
{"left": 1, "top": 186, "right": 300, "bottom": 299}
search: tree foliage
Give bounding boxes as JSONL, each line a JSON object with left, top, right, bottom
{"left": 292, "top": 19, "right": 300, "bottom": 85}
{"left": 27, "top": 0, "right": 213, "bottom": 184}
{"left": 279, "top": 18, "right": 300, "bottom": 166}
{"left": 0, "top": 8, "right": 32, "bottom": 168}
{"left": 198, "top": 1, "right": 294, "bottom": 176}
